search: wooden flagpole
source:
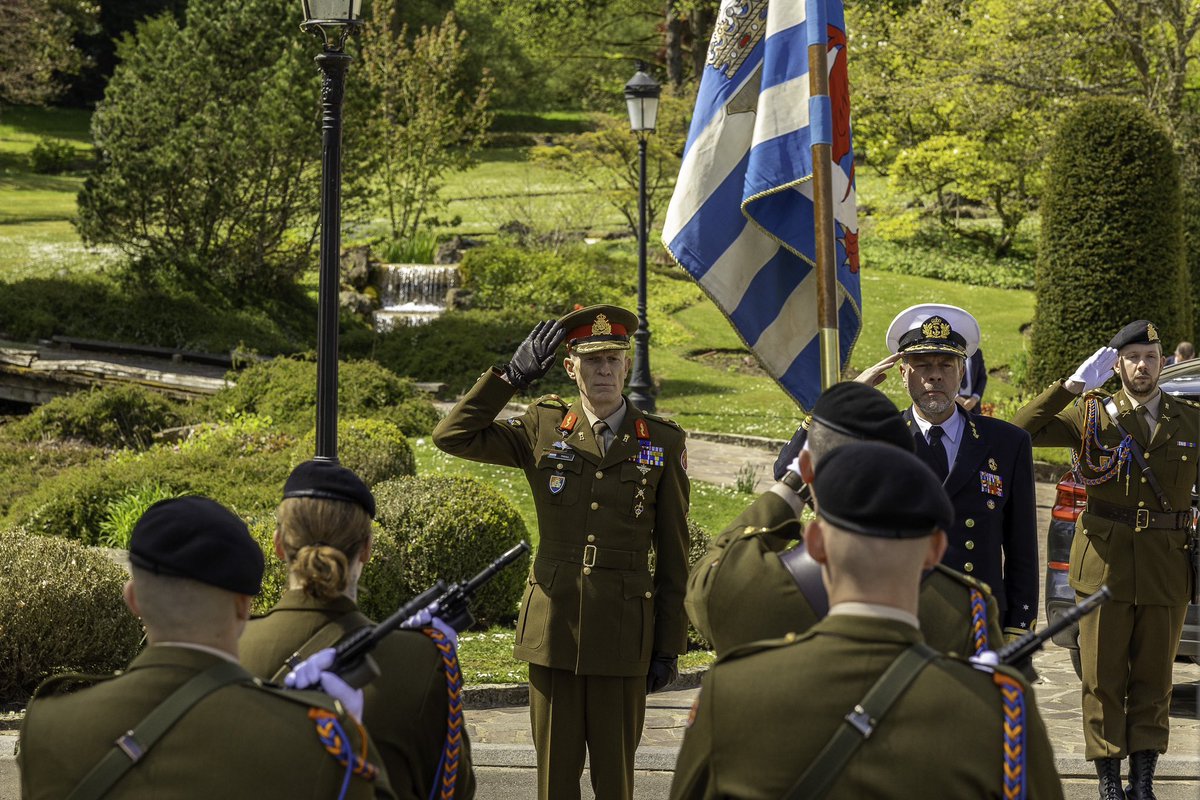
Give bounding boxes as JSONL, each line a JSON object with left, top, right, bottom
{"left": 806, "top": 0, "right": 840, "bottom": 391}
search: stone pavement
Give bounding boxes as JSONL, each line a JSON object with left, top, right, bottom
{"left": 1, "top": 432, "right": 1197, "bottom": 799}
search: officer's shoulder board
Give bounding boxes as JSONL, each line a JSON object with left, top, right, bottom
{"left": 533, "top": 394, "right": 569, "bottom": 411}
{"left": 31, "top": 671, "right": 118, "bottom": 699}
{"left": 1172, "top": 395, "right": 1200, "bottom": 410}
{"left": 258, "top": 682, "right": 343, "bottom": 714}
{"left": 929, "top": 562, "right": 992, "bottom": 595}
{"left": 716, "top": 630, "right": 813, "bottom": 665}
{"left": 642, "top": 411, "right": 684, "bottom": 433}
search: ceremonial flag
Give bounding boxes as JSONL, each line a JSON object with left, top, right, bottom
{"left": 662, "top": 0, "right": 861, "bottom": 413}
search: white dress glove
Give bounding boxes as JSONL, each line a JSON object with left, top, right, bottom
{"left": 285, "top": 647, "right": 364, "bottom": 723}
{"left": 1068, "top": 347, "right": 1118, "bottom": 392}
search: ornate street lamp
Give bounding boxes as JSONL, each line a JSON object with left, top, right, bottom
{"left": 300, "top": 0, "right": 362, "bottom": 461}
{"left": 624, "top": 63, "right": 661, "bottom": 412}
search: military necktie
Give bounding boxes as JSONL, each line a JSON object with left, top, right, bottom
{"left": 593, "top": 420, "right": 609, "bottom": 456}
{"left": 927, "top": 425, "right": 949, "bottom": 481}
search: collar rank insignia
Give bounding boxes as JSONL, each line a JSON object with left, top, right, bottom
{"left": 979, "top": 471, "right": 1004, "bottom": 497}
{"left": 507, "top": 417, "right": 523, "bottom": 428}
{"left": 635, "top": 418, "right": 650, "bottom": 440}
{"left": 548, "top": 475, "right": 566, "bottom": 495}
{"left": 559, "top": 412, "right": 579, "bottom": 434}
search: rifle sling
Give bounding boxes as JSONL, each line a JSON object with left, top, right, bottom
{"left": 1101, "top": 397, "right": 1172, "bottom": 512}
{"left": 781, "top": 642, "right": 937, "bottom": 800}
{"left": 66, "top": 660, "right": 247, "bottom": 800}
{"left": 270, "top": 610, "right": 370, "bottom": 684}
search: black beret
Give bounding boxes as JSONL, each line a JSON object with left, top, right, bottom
{"left": 810, "top": 382, "right": 914, "bottom": 453}
{"left": 1109, "top": 320, "right": 1161, "bottom": 350}
{"left": 283, "top": 459, "right": 375, "bottom": 518}
{"left": 812, "top": 443, "right": 954, "bottom": 538}
{"left": 129, "top": 496, "right": 264, "bottom": 595}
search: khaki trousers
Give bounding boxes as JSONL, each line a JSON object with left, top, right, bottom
{"left": 1077, "top": 594, "right": 1187, "bottom": 759}
{"left": 528, "top": 664, "right": 646, "bottom": 800}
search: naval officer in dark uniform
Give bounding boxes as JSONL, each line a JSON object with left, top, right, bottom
{"left": 1012, "top": 320, "right": 1198, "bottom": 800}
{"left": 859, "top": 304, "right": 1039, "bottom": 641}
{"left": 432, "top": 304, "right": 690, "bottom": 800}
{"left": 670, "top": 444, "right": 1063, "bottom": 800}
{"left": 688, "top": 381, "right": 1004, "bottom": 660}
{"left": 19, "top": 496, "right": 393, "bottom": 800}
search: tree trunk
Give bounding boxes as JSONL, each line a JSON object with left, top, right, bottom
{"left": 665, "top": 0, "right": 685, "bottom": 89}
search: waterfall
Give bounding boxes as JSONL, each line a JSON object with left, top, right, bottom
{"left": 374, "top": 264, "right": 460, "bottom": 331}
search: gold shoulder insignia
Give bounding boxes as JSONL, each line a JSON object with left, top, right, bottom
{"left": 1174, "top": 396, "right": 1200, "bottom": 409}
{"left": 717, "top": 631, "right": 811, "bottom": 664}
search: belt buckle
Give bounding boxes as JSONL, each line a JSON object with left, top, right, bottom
{"left": 583, "top": 544, "right": 597, "bottom": 568}
{"left": 1135, "top": 508, "right": 1149, "bottom": 530}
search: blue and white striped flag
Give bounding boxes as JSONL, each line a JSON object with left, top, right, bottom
{"left": 662, "top": 0, "right": 861, "bottom": 413}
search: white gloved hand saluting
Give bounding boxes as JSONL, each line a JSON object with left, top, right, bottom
{"left": 1067, "top": 347, "right": 1118, "bottom": 394}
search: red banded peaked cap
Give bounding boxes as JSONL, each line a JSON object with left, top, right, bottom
{"left": 558, "top": 304, "right": 638, "bottom": 354}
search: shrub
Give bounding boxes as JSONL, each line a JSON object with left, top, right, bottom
{"left": 249, "top": 516, "right": 288, "bottom": 616}
{"left": 457, "top": 243, "right": 628, "bottom": 315}
{"left": 1030, "top": 98, "right": 1190, "bottom": 388}
{"left": 98, "top": 482, "right": 178, "bottom": 548}
{"left": 0, "top": 532, "right": 142, "bottom": 701}
{"left": 373, "top": 475, "right": 529, "bottom": 627}
{"left": 206, "top": 357, "right": 431, "bottom": 434}
{"left": 298, "top": 417, "right": 415, "bottom": 486}
{"left": 28, "top": 137, "right": 78, "bottom": 174}
{"left": 6, "top": 384, "right": 185, "bottom": 450}
{"left": 4, "top": 426, "right": 296, "bottom": 544}
{"left": 0, "top": 439, "right": 102, "bottom": 519}
{"left": 377, "top": 398, "right": 442, "bottom": 438}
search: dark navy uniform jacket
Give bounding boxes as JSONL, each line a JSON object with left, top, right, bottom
{"left": 904, "top": 406, "right": 1039, "bottom": 636}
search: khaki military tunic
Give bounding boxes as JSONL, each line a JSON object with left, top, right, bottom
{"left": 240, "top": 590, "right": 476, "bottom": 800}
{"left": 686, "top": 489, "right": 1004, "bottom": 657}
{"left": 669, "top": 615, "right": 1064, "bottom": 800}
{"left": 432, "top": 369, "right": 691, "bottom": 675}
{"left": 1012, "top": 381, "right": 1197, "bottom": 757}
{"left": 19, "top": 645, "right": 394, "bottom": 800}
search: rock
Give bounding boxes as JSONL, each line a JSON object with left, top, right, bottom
{"left": 435, "top": 235, "right": 484, "bottom": 265}
{"left": 339, "top": 289, "right": 374, "bottom": 317}
{"left": 341, "top": 245, "right": 371, "bottom": 290}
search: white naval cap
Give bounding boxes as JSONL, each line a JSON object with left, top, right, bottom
{"left": 885, "top": 304, "right": 980, "bottom": 358}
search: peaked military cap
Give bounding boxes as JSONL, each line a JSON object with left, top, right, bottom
{"left": 886, "top": 303, "right": 980, "bottom": 358}
{"left": 810, "top": 381, "right": 914, "bottom": 452}
{"left": 812, "top": 443, "right": 954, "bottom": 538}
{"left": 283, "top": 458, "right": 375, "bottom": 518}
{"left": 558, "top": 304, "right": 638, "bottom": 354}
{"left": 1109, "top": 320, "right": 1161, "bottom": 350}
{"left": 129, "top": 496, "right": 264, "bottom": 595}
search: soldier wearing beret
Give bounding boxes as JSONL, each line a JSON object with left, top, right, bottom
{"left": 669, "top": 444, "right": 1063, "bottom": 800}
{"left": 857, "top": 304, "right": 1040, "bottom": 642}
{"left": 688, "top": 381, "right": 1003, "bottom": 660}
{"left": 19, "top": 496, "right": 394, "bottom": 800}
{"left": 1012, "top": 321, "right": 1198, "bottom": 800}
{"left": 239, "top": 460, "right": 476, "bottom": 800}
{"left": 432, "top": 305, "right": 690, "bottom": 800}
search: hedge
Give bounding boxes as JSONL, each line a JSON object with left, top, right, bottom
{"left": 1030, "top": 98, "right": 1190, "bottom": 388}
{"left": 298, "top": 417, "right": 416, "bottom": 486}
{"left": 6, "top": 384, "right": 186, "bottom": 450}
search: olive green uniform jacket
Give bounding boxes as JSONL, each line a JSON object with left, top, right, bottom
{"left": 1010, "top": 382, "right": 1195, "bottom": 604}
{"left": 685, "top": 489, "right": 1004, "bottom": 657}
{"left": 432, "top": 369, "right": 691, "bottom": 676}
{"left": 18, "top": 645, "right": 395, "bottom": 800}
{"left": 668, "top": 615, "right": 1063, "bottom": 800}
{"left": 240, "top": 591, "right": 476, "bottom": 800}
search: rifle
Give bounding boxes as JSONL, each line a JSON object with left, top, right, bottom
{"left": 996, "top": 585, "right": 1111, "bottom": 668}
{"left": 332, "top": 540, "right": 532, "bottom": 688}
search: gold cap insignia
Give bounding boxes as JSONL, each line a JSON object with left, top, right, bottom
{"left": 591, "top": 314, "right": 612, "bottom": 336}
{"left": 921, "top": 316, "right": 952, "bottom": 339}
{"left": 1147, "top": 323, "right": 1159, "bottom": 342}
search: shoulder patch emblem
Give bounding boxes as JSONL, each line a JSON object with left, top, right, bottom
{"left": 506, "top": 417, "right": 523, "bottom": 428}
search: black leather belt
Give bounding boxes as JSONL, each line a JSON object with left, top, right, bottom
{"left": 1086, "top": 498, "right": 1190, "bottom": 530}
{"left": 536, "top": 540, "right": 648, "bottom": 570}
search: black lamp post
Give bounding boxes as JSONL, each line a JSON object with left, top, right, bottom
{"left": 300, "top": 0, "right": 362, "bottom": 461}
{"left": 624, "top": 63, "right": 661, "bottom": 413}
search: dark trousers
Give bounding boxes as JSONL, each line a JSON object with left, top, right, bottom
{"left": 528, "top": 664, "right": 646, "bottom": 800}
{"left": 1077, "top": 594, "right": 1187, "bottom": 759}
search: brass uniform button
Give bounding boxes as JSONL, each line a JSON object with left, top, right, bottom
{"left": 1138, "top": 501, "right": 1145, "bottom": 508}
{"left": 963, "top": 562, "right": 974, "bottom": 573}
{"left": 556, "top": 463, "right": 564, "bottom": 471}
{"left": 644, "top": 592, "right": 652, "bottom": 599}
{"left": 590, "top": 502, "right": 599, "bottom": 510}
{"left": 583, "top": 567, "right": 592, "bottom": 575}
{"left": 587, "top": 534, "right": 596, "bottom": 543}
{"left": 1141, "top": 477, "right": 1148, "bottom": 484}
{"left": 965, "top": 518, "right": 975, "bottom": 528}
{"left": 1183, "top": 455, "right": 1189, "bottom": 461}
{"left": 641, "top": 478, "right": 648, "bottom": 485}
{"left": 965, "top": 540, "right": 975, "bottom": 550}
{"left": 595, "top": 471, "right": 604, "bottom": 480}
